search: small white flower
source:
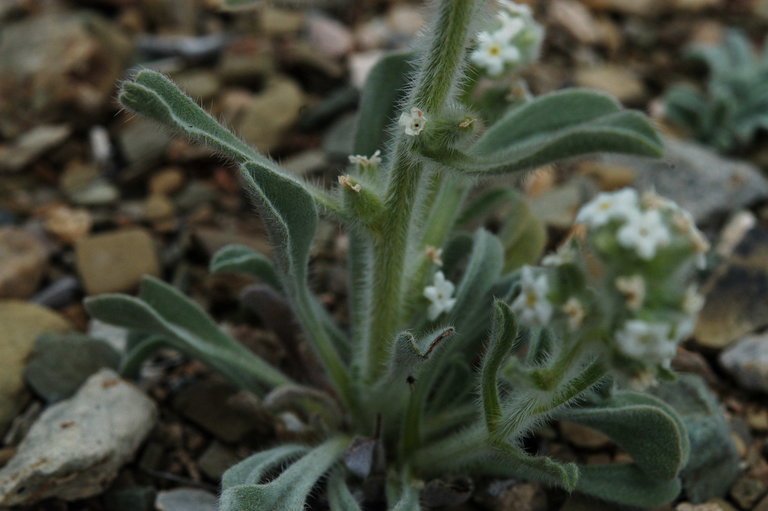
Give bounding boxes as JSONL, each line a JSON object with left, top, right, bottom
{"left": 575, "top": 188, "right": 639, "bottom": 228}
{"left": 682, "top": 286, "right": 704, "bottom": 316}
{"left": 470, "top": 30, "right": 521, "bottom": 76}
{"left": 424, "top": 271, "right": 456, "bottom": 320}
{"left": 511, "top": 266, "right": 552, "bottom": 327}
{"left": 542, "top": 243, "right": 576, "bottom": 267}
{"left": 562, "top": 297, "right": 585, "bottom": 330}
{"left": 425, "top": 245, "right": 443, "bottom": 266}
{"left": 399, "top": 108, "right": 427, "bottom": 136}
{"left": 348, "top": 149, "right": 382, "bottom": 168}
{"left": 338, "top": 175, "right": 361, "bottom": 193}
{"left": 616, "top": 320, "right": 677, "bottom": 368}
{"left": 617, "top": 209, "right": 670, "bottom": 260}
{"left": 615, "top": 275, "right": 646, "bottom": 311}
{"left": 496, "top": 12, "right": 526, "bottom": 39}
{"left": 498, "top": 0, "right": 532, "bottom": 17}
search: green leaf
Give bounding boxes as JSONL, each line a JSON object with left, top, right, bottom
{"left": 120, "top": 69, "right": 261, "bottom": 165}
{"left": 417, "top": 90, "right": 663, "bottom": 175}
{"left": 221, "top": 444, "right": 308, "bottom": 489}
{"left": 479, "top": 301, "right": 519, "bottom": 434}
{"left": 470, "top": 443, "right": 579, "bottom": 491}
{"left": 241, "top": 161, "right": 351, "bottom": 399}
{"left": 557, "top": 391, "right": 689, "bottom": 481}
{"left": 353, "top": 51, "right": 414, "bottom": 157}
{"left": 119, "top": 335, "right": 170, "bottom": 379}
{"left": 220, "top": 436, "right": 351, "bottom": 511}
{"left": 327, "top": 469, "right": 363, "bottom": 511}
{"left": 576, "top": 464, "right": 682, "bottom": 508}
{"left": 496, "top": 191, "right": 547, "bottom": 272}
{"left": 84, "top": 276, "right": 293, "bottom": 394}
{"left": 210, "top": 244, "right": 283, "bottom": 292}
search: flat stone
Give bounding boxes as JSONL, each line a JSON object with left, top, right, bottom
{"left": 75, "top": 228, "right": 161, "bottom": 295}
{"left": 156, "top": 488, "right": 218, "bottom": 511}
{"left": 720, "top": 335, "right": 768, "bottom": 393}
{"left": 149, "top": 168, "right": 185, "bottom": 196}
{"left": 307, "top": 12, "right": 354, "bottom": 58}
{"left": 24, "top": 333, "right": 120, "bottom": 403}
{"left": 117, "top": 117, "right": 174, "bottom": 179}
{"left": 43, "top": 205, "right": 92, "bottom": 244}
{"left": 0, "top": 369, "right": 156, "bottom": 506}
{"left": 575, "top": 65, "right": 647, "bottom": 104}
{"left": 559, "top": 421, "right": 612, "bottom": 449}
{"left": 222, "top": 76, "right": 304, "bottom": 152}
{"left": 0, "top": 124, "right": 71, "bottom": 173}
{"left": 0, "top": 11, "right": 132, "bottom": 139}
{"left": 695, "top": 224, "right": 768, "bottom": 349}
{"left": 0, "top": 227, "right": 48, "bottom": 299}
{"left": 600, "top": 137, "right": 768, "bottom": 226}
{"left": 198, "top": 441, "right": 241, "bottom": 480}
{"left": 729, "top": 475, "right": 767, "bottom": 510}
{"left": 548, "top": 1, "right": 600, "bottom": 45}
{"left": 0, "top": 301, "right": 71, "bottom": 435}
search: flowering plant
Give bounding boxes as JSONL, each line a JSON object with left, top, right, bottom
{"left": 85, "top": 1, "right": 701, "bottom": 509}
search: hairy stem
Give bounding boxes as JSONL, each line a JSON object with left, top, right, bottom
{"left": 364, "top": 0, "right": 477, "bottom": 382}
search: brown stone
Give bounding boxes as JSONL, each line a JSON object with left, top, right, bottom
{"left": 0, "top": 228, "right": 48, "bottom": 299}
{"left": 0, "top": 301, "right": 71, "bottom": 434}
{"left": 75, "top": 229, "right": 160, "bottom": 295}
{"left": 149, "top": 168, "right": 185, "bottom": 196}
{"left": 575, "top": 65, "right": 647, "bottom": 104}
{"left": 559, "top": 421, "right": 612, "bottom": 449}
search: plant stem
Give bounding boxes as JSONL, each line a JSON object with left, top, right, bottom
{"left": 364, "top": 0, "right": 477, "bottom": 382}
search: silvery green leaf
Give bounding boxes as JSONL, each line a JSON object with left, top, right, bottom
{"left": 327, "top": 469, "right": 363, "bottom": 511}
{"left": 210, "top": 244, "right": 283, "bottom": 292}
{"left": 575, "top": 464, "right": 682, "bottom": 508}
{"left": 557, "top": 391, "right": 689, "bottom": 481}
{"left": 84, "top": 276, "right": 293, "bottom": 394}
{"left": 221, "top": 444, "right": 308, "bottom": 489}
{"left": 470, "top": 443, "right": 578, "bottom": 491}
{"left": 220, "top": 436, "right": 351, "bottom": 511}
{"left": 417, "top": 90, "right": 663, "bottom": 175}
{"left": 479, "top": 301, "right": 518, "bottom": 434}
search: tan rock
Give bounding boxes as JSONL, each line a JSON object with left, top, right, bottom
{"left": 575, "top": 65, "right": 647, "bottom": 104}
{"left": 43, "top": 206, "right": 92, "bottom": 244}
{"left": 559, "top": 421, "right": 612, "bottom": 449}
{"left": 149, "top": 167, "right": 185, "bottom": 196}
{"left": 0, "top": 228, "right": 48, "bottom": 299}
{"left": 144, "top": 194, "right": 176, "bottom": 222}
{"left": 75, "top": 228, "right": 160, "bottom": 295}
{"left": 0, "top": 301, "right": 71, "bottom": 434}
{"left": 549, "top": 1, "right": 600, "bottom": 45}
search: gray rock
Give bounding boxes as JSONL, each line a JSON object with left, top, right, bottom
{"left": 650, "top": 373, "right": 741, "bottom": 503}
{"left": 0, "top": 124, "right": 71, "bottom": 173}
{"left": 156, "top": 488, "right": 218, "bottom": 511}
{"left": 599, "top": 137, "right": 768, "bottom": 225}
{"left": 0, "top": 369, "right": 156, "bottom": 506}
{"left": 720, "top": 335, "right": 768, "bottom": 393}
{"left": 24, "top": 333, "right": 120, "bottom": 403}
{"left": 198, "top": 441, "right": 241, "bottom": 481}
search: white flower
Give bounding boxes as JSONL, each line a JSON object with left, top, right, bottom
{"left": 398, "top": 108, "right": 427, "bottom": 136}
{"left": 470, "top": 30, "right": 521, "bottom": 76}
{"left": 425, "top": 245, "right": 443, "bottom": 266}
{"left": 682, "top": 286, "right": 704, "bottom": 316}
{"left": 511, "top": 266, "right": 552, "bottom": 327}
{"left": 498, "top": 0, "right": 532, "bottom": 17}
{"left": 575, "top": 188, "right": 639, "bottom": 228}
{"left": 542, "top": 243, "right": 576, "bottom": 267}
{"left": 496, "top": 12, "right": 526, "bottom": 39}
{"left": 348, "top": 150, "right": 382, "bottom": 168}
{"left": 615, "top": 275, "right": 646, "bottom": 311}
{"left": 617, "top": 209, "right": 670, "bottom": 260}
{"left": 338, "top": 175, "right": 361, "bottom": 193}
{"left": 615, "top": 320, "right": 677, "bottom": 368}
{"left": 562, "top": 297, "right": 585, "bottom": 330}
{"left": 424, "top": 271, "right": 456, "bottom": 320}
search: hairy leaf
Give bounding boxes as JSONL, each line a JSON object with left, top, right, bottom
{"left": 85, "top": 276, "right": 293, "bottom": 394}
{"left": 479, "top": 301, "right": 519, "bottom": 433}
{"left": 210, "top": 244, "right": 283, "bottom": 292}
{"left": 576, "top": 464, "right": 682, "bottom": 508}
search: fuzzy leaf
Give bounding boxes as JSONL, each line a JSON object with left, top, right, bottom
{"left": 471, "top": 443, "right": 579, "bottom": 491}
{"left": 557, "top": 391, "right": 689, "bottom": 481}
{"left": 85, "top": 276, "right": 293, "bottom": 394}
{"left": 576, "top": 464, "right": 682, "bottom": 508}
{"left": 221, "top": 444, "right": 308, "bottom": 489}
{"left": 327, "top": 469, "right": 363, "bottom": 511}
{"left": 479, "top": 301, "right": 519, "bottom": 433}
{"left": 220, "top": 436, "right": 351, "bottom": 511}
{"left": 210, "top": 244, "right": 283, "bottom": 291}
{"left": 418, "top": 90, "right": 663, "bottom": 175}
{"left": 119, "top": 335, "right": 170, "bottom": 379}
{"left": 353, "top": 51, "right": 414, "bottom": 156}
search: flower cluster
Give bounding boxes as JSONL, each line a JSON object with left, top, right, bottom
{"left": 511, "top": 188, "right": 708, "bottom": 387}
{"left": 470, "top": 0, "right": 544, "bottom": 77}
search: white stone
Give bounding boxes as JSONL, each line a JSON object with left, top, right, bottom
{"left": 0, "top": 369, "right": 157, "bottom": 506}
{"left": 720, "top": 335, "right": 768, "bottom": 394}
